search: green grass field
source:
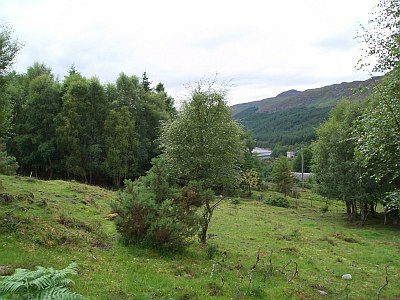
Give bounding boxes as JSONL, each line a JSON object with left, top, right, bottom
{"left": 1, "top": 174, "right": 399, "bottom": 299}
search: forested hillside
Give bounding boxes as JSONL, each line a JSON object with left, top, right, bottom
{"left": 232, "top": 77, "right": 381, "bottom": 148}
{"left": 1, "top": 63, "right": 175, "bottom": 186}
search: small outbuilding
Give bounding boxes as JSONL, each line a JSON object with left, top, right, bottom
{"left": 287, "top": 151, "right": 296, "bottom": 159}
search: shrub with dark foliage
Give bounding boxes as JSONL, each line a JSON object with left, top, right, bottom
{"left": 111, "top": 178, "right": 199, "bottom": 252}
{"left": 0, "top": 143, "right": 18, "bottom": 175}
{"left": 264, "top": 196, "right": 290, "bottom": 208}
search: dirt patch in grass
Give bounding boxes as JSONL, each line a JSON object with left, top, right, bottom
{"left": 332, "top": 232, "right": 360, "bottom": 243}
{"left": 320, "top": 235, "right": 337, "bottom": 246}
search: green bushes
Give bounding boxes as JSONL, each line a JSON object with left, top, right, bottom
{"left": 207, "top": 243, "right": 219, "bottom": 259}
{"left": 0, "top": 213, "right": 31, "bottom": 233}
{"left": 111, "top": 179, "right": 199, "bottom": 252}
{"left": 0, "top": 144, "right": 18, "bottom": 175}
{"left": 231, "top": 198, "right": 241, "bottom": 205}
{"left": 264, "top": 196, "right": 290, "bottom": 208}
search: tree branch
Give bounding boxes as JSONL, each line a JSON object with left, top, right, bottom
{"left": 376, "top": 265, "right": 389, "bottom": 300}
{"left": 210, "top": 196, "right": 225, "bottom": 212}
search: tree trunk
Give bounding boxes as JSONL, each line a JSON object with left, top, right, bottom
{"left": 393, "top": 212, "right": 399, "bottom": 225}
{"left": 369, "top": 202, "right": 375, "bottom": 214}
{"left": 360, "top": 200, "right": 368, "bottom": 225}
{"left": 199, "top": 221, "right": 208, "bottom": 244}
{"left": 199, "top": 204, "right": 213, "bottom": 244}
{"left": 48, "top": 157, "right": 53, "bottom": 180}
{"left": 346, "top": 201, "right": 352, "bottom": 222}
{"left": 114, "top": 176, "right": 121, "bottom": 187}
{"left": 351, "top": 200, "right": 357, "bottom": 215}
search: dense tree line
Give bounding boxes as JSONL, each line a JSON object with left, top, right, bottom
{"left": 312, "top": 100, "right": 383, "bottom": 222}
{"left": 2, "top": 61, "right": 175, "bottom": 186}
{"left": 312, "top": 0, "right": 400, "bottom": 223}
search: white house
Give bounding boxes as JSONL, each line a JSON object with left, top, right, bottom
{"left": 252, "top": 147, "right": 272, "bottom": 159}
{"left": 287, "top": 151, "right": 296, "bottom": 159}
{"left": 292, "top": 172, "right": 313, "bottom": 181}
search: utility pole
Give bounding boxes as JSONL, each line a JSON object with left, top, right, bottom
{"left": 301, "top": 149, "right": 304, "bottom": 188}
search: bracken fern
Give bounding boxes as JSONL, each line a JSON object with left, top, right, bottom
{"left": 0, "top": 262, "right": 85, "bottom": 299}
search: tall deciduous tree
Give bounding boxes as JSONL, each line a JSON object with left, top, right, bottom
{"left": 160, "top": 81, "right": 244, "bottom": 192}
{"left": 312, "top": 101, "right": 359, "bottom": 219}
{"left": 313, "top": 100, "right": 381, "bottom": 221}
{"left": 0, "top": 22, "right": 21, "bottom": 77}
{"left": 57, "top": 72, "right": 88, "bottom": 179}
{"left": 0, "top": 143, "right": 18, "bottom": 175}
{"left": 0, "top": 78, "right": 13, "bottom": 139}
{"left": 15, "top": 72, "right": 61, "bottom": 177}
{"left": 271, "top": 156, "right": 294, "bottom": 197}
{"left": 7, "top": 63, "right": 60, "bottom": 176}
{"left": 355, "top": 0, "right": 400, "bottom": 219}
{"left": 160, "top": 80, "right": 244, "bottom": 243}
{"left": 357, "top": 0, "right": 400, "bottom": 72}
{"left": 85, "top": 77, "right": 109, "bottom": 183}
{"left": 115, "top": 74, "right": 142, "bottom": 172}
{"left": 355, "top": 0, "right": 400, "bottom": 187}
{"left": 58, "top": 73, "right": 109, "bottom": 182}
{"left": 0, "top": 22, "right": 22, "bottom": 139}
{"left": 103, "top": 106, "right": 136, "bottom": 186}
{"left": 115, "top": 73, "right": 141, "bottom": 111}
{"left": 354, "top": 73, "right": 400, "bottom": 188}
{"left": 139, "top": 91, "right": 171, "bottom": 168}
{"left": 57, "top": 72, "right": 108, "bottom": 182}
{"left": 2, "top": 71, "right": 26, "bottom": 156}
{"left": 292, "top": 147, "right": 312, "bottom": 173}
{"left": 242, "top": 168, "right": 259, "bottom": 196}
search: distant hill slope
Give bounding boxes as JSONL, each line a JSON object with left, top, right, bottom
{"left": 232, "top": 77, "right": 381, "bottom": 149}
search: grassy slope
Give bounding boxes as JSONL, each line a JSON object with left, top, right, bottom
{"left": 1, "top": 175, "right": 399, "bottom": 299}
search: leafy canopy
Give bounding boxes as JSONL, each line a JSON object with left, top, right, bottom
{"left": 357, "top": 0, "right": 400, "bottom": 72}
{"left": 160, "top": 79, "right": 244, "bottom": 193}
{"left": 355, "top": 0, "right": 400, "bottom": 188}
{"left": 0, "top": 22, "right": 22, "bottom": 76}
{"left": 0, "top": 22, "right": 22, "bottom": 138}
{"left": 271, "top": 156, "right": 294, "bottom": 197}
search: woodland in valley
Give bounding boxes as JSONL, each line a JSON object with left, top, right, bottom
{"left": 0, "top": 0, "right": 399, "bottom": 299}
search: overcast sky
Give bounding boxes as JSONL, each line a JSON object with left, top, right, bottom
{"left": 2, "top": 0, "right": 378, "bottom": 105}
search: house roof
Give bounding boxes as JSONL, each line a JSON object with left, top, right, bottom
{"left": 252, "top": 147, "right": 272, "bottom": 158}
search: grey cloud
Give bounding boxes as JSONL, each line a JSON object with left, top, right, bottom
{"left": 195, "top": 31, "right": 247, "bottom": 49}
{"left": 316, "top": 29, "right": 358, "bottom": 51}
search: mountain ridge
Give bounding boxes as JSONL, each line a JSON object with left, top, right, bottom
{"left": 232, "top": 77, "right": 382, "bottom": 117}
{"left": 232, "top": 77, "right": 382, "bottom": 149}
